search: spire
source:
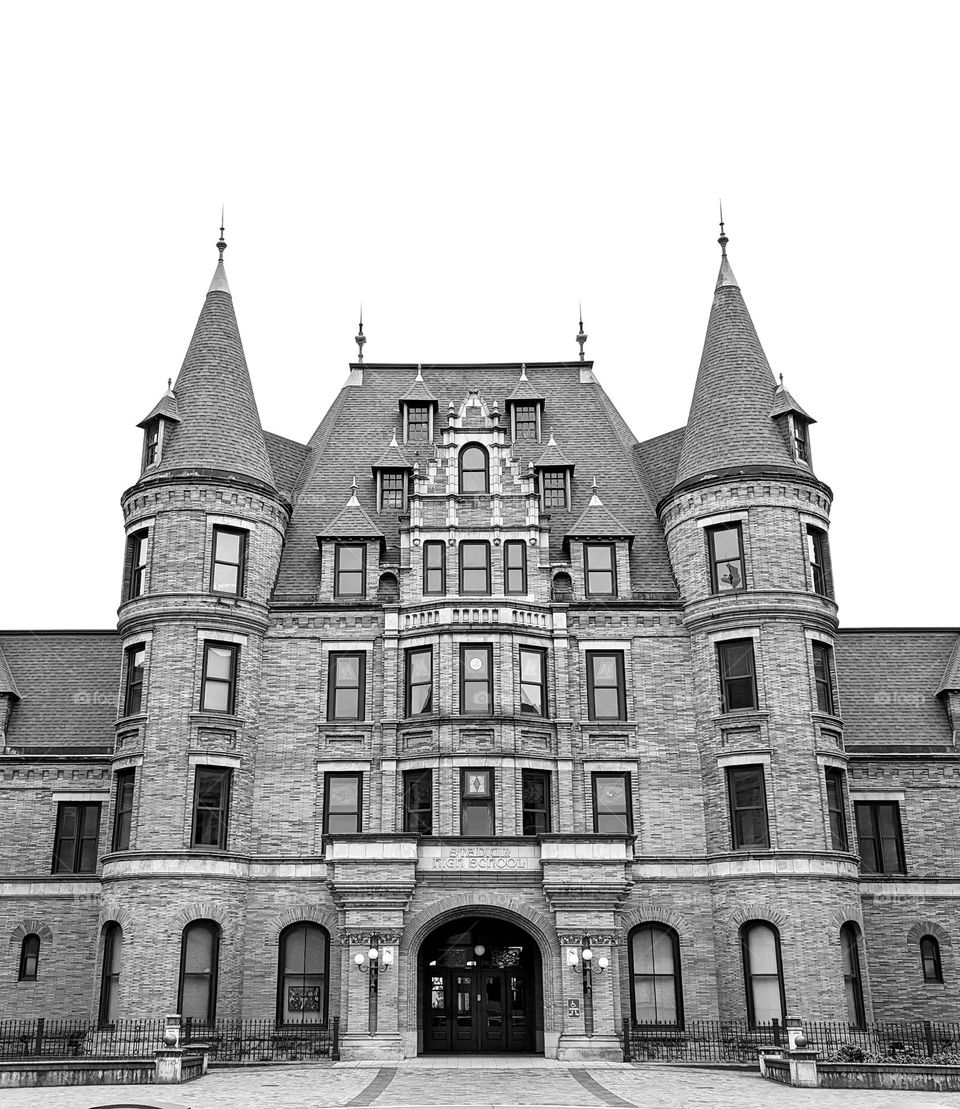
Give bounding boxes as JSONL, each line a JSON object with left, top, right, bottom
{"left": 355, "top": 307, "right": 366, "bottom": 363}
{"left": 673, "top": 228, "right": 803, "bottom": 487}
{"left": 208, "top": 210, "right": 231, "bottom": 294}
{"left": 576, "top": 306, "right": 587, "bottom": 361}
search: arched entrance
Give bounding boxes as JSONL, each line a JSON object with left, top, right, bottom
{"left": 418, "top": 916, "right": 543, "bottom": 1053}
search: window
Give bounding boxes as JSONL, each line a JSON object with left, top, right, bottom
{"left": 541, "top": 470, "right": 567, "bottom": 509}
{"left": 840, "top": 923, "right": 865, "bottom": 1027}
{"left": 123, "top": 644, "right": 145, "bottom": 717}
{"left": 855, "top": 800, "right": 906, "bottom": 874}
{"left": 423, "top": 541, "right": 445, "bottom": 595}
{"left": 334, "top": 544, "right": 366, "bottom": 597}
{"left": 741, "top": 922, "right": 785, "bottom": 1026}
{"left": 585, "top": 543, "right": 617, "bottom": 596}
{"left": 707, "top": 523, "right": 746, "bottom": 593}
{"left": 405, "top": 647, "right": 433, "bottom": 716}
{"left": 324, "top": 772, "right": 362, "bottom": 833}
{"left": 504, "top": 541, "right": 527, "bottom": 594}
{"left": 200, "top": 642, "right": 238, "bottom": 714}
{"left": 403, "top": 769, "right": 433, "bottom": 834}
{"left": 727, "top": 765, "right": 770, "bottom": 849}
{"left": 514, "top": 403, "right": 538, "bottom": 440}
{"left": 143, "top": 419, "right": 159, "bottom": 468}
{"left": 327, "top": 652, "right": 365, "bottom": 722}
{"left": 794, "top": 418, "right": 808, "bottom": 462}
{"left": 717, "top": 639, "right": 758, "bottom": 712}
{"left": 519, "top": 647, "right": 547, "bottom": 716}
{"left": 459, "top": 444, "right": 489, "bottom": 494}
{"left": 461, "top": 645, "right": 493, "bottom": 715}
{"left": 179, "top": 921, "right": 220, "bottom": 1023}
{"left": 813, "top": 642, "right": 836, "bottom": 715}
{"left": 825, "top": 768, "right": 848, "bottom": 851}
{"left": 807, "top": 526, "right": 829, "bottom": 596}
{"left": 406, "top": 404, "right": 430, "bottom": 441}
{"left": 586, "top": 651, "right": 626, "bottom": 721}
{"left": 380, "top": 471, "right": 406, "bottom": 511}
{"left": 461, "top": 768, "right": 494, "bottom": 835}
{"left": 459, "top": 541, "right": 491, "bottom": 594}
{"left": 277, "top": 923, "right": 329, "bottom": 1025}
{"left": 210, "top": 526, "right": 246, "bottom": 595}
{"left": 521, "top": 769, "right": 551, "bottom": 835}
{"left": 921, "top": 935, "right": 944, "bottom": 984}
{"left": 112, "top": 769, "right": 135, "bottom": 852}
{"left": 52, "top": 801, "right": 101, "bottom": 874}
{"left": 127, "top": 530, "right": 149, "bottom": 599}
{"left": 191, "top": 767, "right": 231, "bottom": 849}
{"left": 99, "top": 924, "right": 122, "bottom": 1026}
{"left": 592, "top": 772, "right": 632, "bottom": 833}
{"left": 18, "top": 934, "right": 39, "bottom": 982}
{"left": 630, "top": 925, "right": 682, "bottom": 1026}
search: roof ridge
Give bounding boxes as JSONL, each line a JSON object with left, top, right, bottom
{"left": 0, "top": 642, "right": 21, "bottom": 697}
{"left": 590, "top": 382, "right": 664, "bottom": 523}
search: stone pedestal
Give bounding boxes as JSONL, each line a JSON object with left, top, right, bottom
{"left": 154, "top": 1048, "right": 183, "bottom": 1084}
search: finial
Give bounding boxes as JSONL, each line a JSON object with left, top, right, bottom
{"left": 576, "top": 305, "right": 588, "bottom": 362}
{"left": 519, "top": 362, "right": 528, "bottom": 380}
{"left": 592, "top": 475, "right": 598, "bottom": 492}
{"left": 416, "top": 363, "right": 423, "bottom": 381}
{"left": 351, "top": 475, "right": 358, "bottom": 492}
{"left": 355, "top": 305, "right": 366, "bottom": 363}
{"left": 718, "top": 200, "right": 728, "bottom": 257}
{"left": 390, "top": 428, "right": 398, "bottom": 447}
{"left": 779, "top": 373, "right": 784, "bottom": 387}
{"left": 167, "top": 377, "right": 172, "bottom": 390}
{"left": 217, "top": 207, "right": 227, "bottom": 262}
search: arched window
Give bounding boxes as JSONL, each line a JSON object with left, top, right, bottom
{"left": 921, "top": 935, "right": 944, "bottom": 983}
{"left": 459, "top": 445, "right": 489, "bottom": 494}
{"left": 18, "top": 934, "right": 40, "bottom": 981}
{"left": 741, "top": 921, "right": 785, "bottom": 1026}
{"left": 277, "top": 923, "right": 329, "bottom": 1025}
{"left": 840, "top": 922, "right": 865, "bottom": 1027}
{"left": 629, "top": 925, "right": 683, "bottom": 1026}
{"left": 179, "top": 920, "right": 220, "bottom": 1023}
{"left": 99, "top": 923, "right": 123, "bottom": 1026}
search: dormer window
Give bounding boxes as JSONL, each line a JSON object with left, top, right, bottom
{"left": 506, "top": 365, "right": 544, "bottom": 442}
{"left": 399, "top": 366, "right": 438, "bottom": 442}
{"left": 793, "top": 417, "right": 808, "bottom": 463}
{"left": 459, "top": 444, "right": 489, "bottom": 494}
{"left": 406, "top": 404, "right": 430, "bottom": 442}
{"left": 137, "top": 383, "right": 179, "bottom": 472}
{"left": 380, "top": 471, "right": 407, "bottom": 511}
{"left": 514, "top": 404, "right": 539, "bottom": 441}
{"left": 144, "top": 420, "right": 160, "bottom": 467}
{"left": 540, "top": 470, "right": 568, "bottom": 510}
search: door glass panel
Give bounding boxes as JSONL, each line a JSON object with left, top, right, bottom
{"left": 485, "top": 976, "right": 503, "bottom": 1028}
{"left": 456, "top": 976, "right": 472, "bottom": 1028}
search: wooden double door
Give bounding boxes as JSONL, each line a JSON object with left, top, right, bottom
{"left": 424, "top": 966, "right": 533, "bottom": 1053}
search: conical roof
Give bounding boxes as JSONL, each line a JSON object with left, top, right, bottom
{"left": 567, "top": 488, "right": 633, "bottom": 539}
{"left": 0, "top": 643, "right": 21, "bottom": 698}
{"left": 674, "top": 246, "right": 804, "bottom": 487}
{"left": 319, "top": 488, "right": 385, "bottom": 538}
{"left": 148, "top": 257, "right": 275, "bottom": 488}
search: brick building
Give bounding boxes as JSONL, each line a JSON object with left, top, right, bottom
{"left": 2, "top": 229, "right": 958, "bottom": 1060}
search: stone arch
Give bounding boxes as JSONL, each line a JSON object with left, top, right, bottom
{"left": 269, "top": 906, "right": 339, "bottom": 943}
{"left": 9, "top": 920, "right": 53, "bottom": 946}
{"left": 551, "top": 571, "right": 573, "bottom": 602}
{"left": 174, "top": 902, "right": 232, "bottom": 930}
{"left": 621, "top": 903, "right": 691, "bottom": 945}
{"left": 377, "top": 571, "right": 399, "bottom": 602}
{"left": 98, "top": 903, "right": 135, "bottom": 934}
{"left": 727, "top": 903, "right": 790, "bottom": 933}
{"left": 827, "top": 906, "right": 866, "bottom": 944}
{"left": 907, "top": 921, "right": 952, "bottom": 946}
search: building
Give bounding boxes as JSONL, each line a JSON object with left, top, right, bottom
{"left": 1, "top": 227, "right": 958, "bottom": 1060}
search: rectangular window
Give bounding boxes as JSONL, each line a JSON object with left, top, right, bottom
{"left": 706, "top": 522, "right": 746, "bottom": 593}
{"left": 123, "top": 644, "right": 146, "bottom": 717}
{"left": 855, "top": 800, "right": 906, "bottom": 874}
{"left": 324, "top": 772, "right": 362, "bottom": 834}
{"left": 807, "top": 526, "right": 829, "bottom": 596}
{"left": 127, "top": 530, "right": 149, "bottom": 599}
{"left": 210, "top": 526, "right": 246, "bottom": 596}
{"left": 461, "top": 645, "right": 493, "bottom": 715}
{"left": 380, "top": 471, "right": 406, "bottom": 511}
{"left": 405, "top": 647, "right": 434, "bottom": 716}
{"left": 423, "top": 541, "right": 446, "bottom": 595}
{"left": 585, "top": 543, "right": 617, "bottom": 596}
{"left": 143, "top": 420, "right": 159, "bottom": 467}
{"left": 514, "top": 403, "right": 538, "bottom": 440}
{"left": 504, "top": 541, "right": 527, "bottom": 594}
{"left": 406, "top": 404, "right": 430, "bottom": 441}
{"left": 825, "top": 768, "right": 848, "bottom": 851}
{"left": 112, "top": 769, "right": 135, "bottom": 852}
{"left": 813, "top": 642, "right": 836, "bottom": 715}
{"left": 592, "top": 772, "right": 632, "bottom": 833}
{"left": 191, "top": 767, "right": 231, "bottom": 849}
{"left": 461, "top": 768, "right": 494, "bottom": 836}
{"left": 519, "top": 647, "right": 547, "bottom": 716}
{"left": 521, "top": 769, "right": 551, "bottom": 834}
{"left": 794, "top": 418, "right": 808, "bottom": 462}
{"left": 334, "top": 543, "right": 366, "bottom": 597}
{"left": 459, "top": 541, "right": 491, "bottom": 594}
{"left": 403, "top": 769, "right": 433, "bottom": 834}
{"left": 328, "top": 652, "right": 365, "bottom": 722}
{"left": 201, "top": 642, "right": 238, "bottom": 714}
{"left": 586, "top": 650, "right": 626, "bottom": 721}
{"left": 541, "top": 470, "right": 567, "bottom": 509}
{"left": 52, "top": 801, "right": 101, "bottom": 874}
{"left": 717, "top": 639, "right": 758, "bottom": 712}
{"left": 727, "top": 765, "right": 770, "bottom": 849}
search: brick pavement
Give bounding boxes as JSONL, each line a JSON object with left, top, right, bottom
{"left": 3, "top": 1060, "right": 960, "bottom": 1108}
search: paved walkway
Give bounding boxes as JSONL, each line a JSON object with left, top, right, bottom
{"left": 2, "top": 1059, "right": 960, "bottom": 1108}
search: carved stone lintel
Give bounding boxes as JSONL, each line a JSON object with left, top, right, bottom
{"left": 343, "top": 930, "right": 404, "bottom": 945}
{"left": 557, "top": 931, "right": 622, "bottom": 946}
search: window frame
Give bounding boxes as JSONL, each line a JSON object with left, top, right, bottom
{"left": 178, "top": 920, "right": 220, "bottom": 1023}
{"left": 458, "top": 540, "right": 491, "bottom": 595}
{"left": 824, "top": 767, "right": 848, "bottom": 851}
{"left": 276, "top": 922, "right": 330, "bottom": 1026}
{"left": 18, "top": 933, "right": 40, "bottom": 982}
{"left": 404, "top": 646, "right": 434, "bottom": 718}
{"left": 142, "top": 418, "right": 160, "bottom": 469}
{"left": 504, "top": 540, "right": 527, "bottom": 595}
{"left": 460, "top": 767, "right": 495, "bottom": 836}
{"left": 854, "top": 800, "right": 906, "bottom": 875}
{"left": 591, "top": 771, "right": 633, "bottom": 834}
{"left": 405, "top": 403, "right": 431, "bottom": 442}
{"left": 585, "top": 650, "right": 626, "bottom": 722}
{"left": 921, "top": 935, "right": 944, "bottom": 984}
{"left": 812, "top": 641, "right": 836, "bottom": 715}
{"left": 807, "top": 526, "right": 829, "bottom": 597}
{"left": 123, "top": 643, "right": 146, "bottom": 717}
{"left": 98, "top": 923, "right": 122, "bottom": 1027}
{"left": 191, "top": 766, "right": 232, "bottom": 850}
{"left": 458, "top": 443, "right": 489, "bottom": 494}
{"left": 717, "top": 638, "right": 759, "bottom": 713}
{"left": 521, "top": 768, "right": 551, "bottom": 835}
{"left": 327, "top": 651, "right": 366, "bottom": 723}
{"left": 210, "top": 525, "right": 247, "bottom": 597}
{"left": 727, "top": 764, "right": 771, "bottom": 850}
{"left": 513, "top": 403, "right": 539, "bottom": 441}
{"left": 422, "top": 541, "right": 446, "bottom": 595}
{"left": 793, "top": 416, "right": 809, "bottom": 463}
{"left": 840, "top": 922, "right": 866, "bottom": 1028}
{"left": 540, "top": 469, "right": 567, "bottom": 510}
{"left": 200, "top": 641, "right": 239, "bottom": 715}
{"left": 112, "top": 768, "right": 136, "bottom": 852}
{"left": 584, "top": 542, "right": 617, "bottom": 597}
{"left": 706, "top": 522, "right": 747, "bottom": 593}
{"left": 403, "top": 768, "right": 434, "bottom": 835}
{"left": 334, "top": 543, "right": 367, "bottom": 598}
{"left": 379, "top": 470, "right": 407, "bottom": 512}
{"left": 628, "top": 924, "right": 684, "bottom": 1028}
{"left": 741, "top": 921, "right": 786, "bottom": 1027}
{"left": 52, "top": 800, "right": 101, "bottom": 875}
{"left": 127, "top": 529, "right": 149, "bottom": 600}
{"left": 518, "top": 646, "right": 548, "bottom": 717}
{"left": 460, "top": 644, "right": 494, "bottom": 716}
{"left": 323, "top": 771, "right": 363, "bottom": 834}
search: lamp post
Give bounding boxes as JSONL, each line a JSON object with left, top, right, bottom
{"left": 354, "top": 934, "right": 393, "bottom": 1036}
{"left": 567, "top": 936, "right": 608, "bottom": 1037}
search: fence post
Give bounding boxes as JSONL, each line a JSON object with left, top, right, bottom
{"left": 33, "top": 1017, "right": 45, "bottom": 1057}
{"left": 772, "top": 1018, "right": 781, "bottom": 1046}
{"left": 924, "top": 1020, "right": 935, "bottom": 1057}
{"left": 332, "top": 1016, "right": 340, "bottom": 1062}
{"left": 622, "top": 1017, "right": 632, "bottom": 1062}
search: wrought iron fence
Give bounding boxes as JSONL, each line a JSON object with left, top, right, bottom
{"left": 180, "top": 1017, "right": 340, "bottom": 1063}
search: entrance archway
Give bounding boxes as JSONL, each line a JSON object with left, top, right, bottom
{"left": 418, "top": 916, "right": 544, "bottom": 1054}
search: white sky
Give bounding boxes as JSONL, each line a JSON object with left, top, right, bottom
{"left": 1, "top": 1, "right": 957, "bottom": 629}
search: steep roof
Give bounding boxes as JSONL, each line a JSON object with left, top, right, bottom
{"left": 399, "top": 367, "right": 439, "bottom": 405}
{"left": 937, "top": 635, "right": 960, "bottom": 696}
{"left": 264, "top": 431, "right": 311, "bottom": 502}
{"left": 635, "top": 427, "right": 686, "bottom": 505}
{"left": 506, "top": 365, "right": 545, "bottom": 403}
{"left": 534, "top": 433, "right": 574, "bottom": 470}
{"left": 136, "top": 384, "right": 180, "bottom": 428}
{"left": 0, "top": 632, "right": 120, "bottom": 751}
{"left": 372, "top": 433, "right": 413, "bottom": 471}
{"left": 318, "top": 489, "right": 385, "bottom": 539}
{"left": 145, "top": 257, "right": 275, "bottom": 489}
{"left": 0, "top": 642, "right": 21, "bottom": 698}
{"left": 566, "top": 489, "right": 633, "bottom": 539}
{"left": 770, "top": 381, "right": 814, "bottom": 422}
{"left": 674, "top": 246, "right": 807, "bottom": 487}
